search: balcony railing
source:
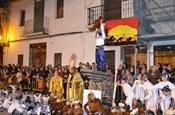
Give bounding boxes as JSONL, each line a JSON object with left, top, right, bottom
{"left": 23, "top": 17, "right": 49, "bottom": 37}
{"left": 87, "top": 0, "right": 133, "bottom": 25}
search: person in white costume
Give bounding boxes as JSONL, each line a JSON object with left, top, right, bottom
{"left": 142, "top": 80, "right": 156, "bottom": 111}
{"left": 158, "top": 86, "right": 173, "bottom": 115}
{"left": 148, "top": 74, "right": 175, "bottom": 102}
{"left": 8, "top": 99, "right": 24, "bottom": 113}
{"left": 34, "top": 92, "right": 42, "bottom": 103}
{"left": 118, "top": 78, "right": 135, "bottom": 110}
{"left": 148, "top": 74, "right": 175, "bottom": 113}
{"left": 132, "top": 74, "right": 145, "bottom": 103}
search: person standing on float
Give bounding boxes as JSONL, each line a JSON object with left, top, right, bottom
{"left": 95, "top": 17, "right": 106, "bottom": 72}
{"left": 89, "top": 16, "right": 106, "bottom": 72}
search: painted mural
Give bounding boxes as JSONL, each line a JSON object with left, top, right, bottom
{"left": 105, "top": 17, "right": 139, "bottom": 45}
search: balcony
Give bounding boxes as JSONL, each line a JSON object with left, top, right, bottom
{"left": 23, "top": 17, "right": 49, "bottom": 38}
{"left": 87, "top": 0, "right": 133, "bottom": 25}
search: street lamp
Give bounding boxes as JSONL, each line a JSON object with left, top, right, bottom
{"left": 0, "top": 12, "right": 9, "bottom": 47}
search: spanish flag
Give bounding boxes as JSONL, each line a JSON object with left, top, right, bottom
{"left": 105, "top": 17, "right": 139, "bottom": 44}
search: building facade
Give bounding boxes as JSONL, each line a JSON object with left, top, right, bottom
{"left": 2, "top": 0, "right": 104, "bottom": 67}
{"left": 0, "top": 0, "right": 175, "bottom": 70}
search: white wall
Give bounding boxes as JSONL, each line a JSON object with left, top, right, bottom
{"left": 4, "top": 0, "right": 102, "bottom": 66}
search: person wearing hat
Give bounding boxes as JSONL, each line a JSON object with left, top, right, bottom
{"left": 66, "top": 67, "right": 84, "bottom": 103}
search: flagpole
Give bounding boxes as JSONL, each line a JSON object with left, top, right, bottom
{"left": 112, "top": 69, "right": 118, "bottom": 103}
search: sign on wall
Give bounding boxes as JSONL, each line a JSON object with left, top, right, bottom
{"left": 105, "top": 17, "right": 139, "bottom": 45}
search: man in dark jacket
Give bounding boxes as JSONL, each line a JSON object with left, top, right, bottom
{"left": 146, "top": 65, "right": 161, "bottom": 85}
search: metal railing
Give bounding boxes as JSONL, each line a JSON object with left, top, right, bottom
{"left": 87, "top": 0, "right": 133, "bottom": 25}
{"left": 23, "top": 17, "right": 49, "bottom": 35}
{"left": 21, "top": 76, "right": 43, "bottom": 92}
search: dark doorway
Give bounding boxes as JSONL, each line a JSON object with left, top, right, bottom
{"left": 0, "top": 46, "right": 3, "bottom": 64}
{"left": 105, "top": 50, "right": 115, "bottom": 72}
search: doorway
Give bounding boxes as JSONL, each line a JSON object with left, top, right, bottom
{"left": 29, "top": 43, "right": 46, "bottom": 66}
{"left": 0, "top": 46, "right": 3, "bottom": 65}
{"left": 105, "top": 50, "right": 115, "bottom": 72}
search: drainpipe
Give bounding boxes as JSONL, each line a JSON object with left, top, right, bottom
{"left": 134, "top": 46, "right": 137, "bottom": 74}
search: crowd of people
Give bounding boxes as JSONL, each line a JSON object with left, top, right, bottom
{"left": 0, "top": 62, "right": 175, "bottom": 114}
{"left": 114, "top": 62, "right": 175, "bottom": 115}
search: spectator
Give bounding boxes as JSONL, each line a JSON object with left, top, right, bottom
{"left": 146, "top": 65, "right": 160, "bottom": 85}
{"left": 91, "top": 62, "right": 97, "bottom": 71}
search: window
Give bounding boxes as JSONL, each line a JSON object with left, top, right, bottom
{"left": 34, "top": 0, "right": 44, "bottom": 33}
{"left": 18, "top": 54, "right": 23, "bottom": 66}
{"left": 20, "top": 10, "right": 25, "bottom": 26}
{"left": 57, "top": 0, "right": 64, "bottom": 18}
{"left": 104, "top": 0, "right": 121, "bottom": 21}
{"left": 54, "top": 53, "right": 62, "bottom": 66}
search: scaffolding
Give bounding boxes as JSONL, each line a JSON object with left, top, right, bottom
{"left": 134, "top": 0, "right": 175, "bottom": 36}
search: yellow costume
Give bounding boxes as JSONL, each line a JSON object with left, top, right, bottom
{"left": 49, "top": 75, "right": 64, "bottom": 99}
{"left": 66, "top": 73, "right": 84, "bottom": 102}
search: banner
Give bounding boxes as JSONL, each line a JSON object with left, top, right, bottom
{"left": 105, "top": 17, "right": 139, "bottom": 45}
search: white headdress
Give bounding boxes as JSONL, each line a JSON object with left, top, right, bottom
{"left": 69, "top": 53, "right": 77, "bottom": 69}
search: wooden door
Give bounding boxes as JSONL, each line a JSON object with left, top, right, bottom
{"left": 154, "top": 53, "right": 175, "bottom": 67}
{"left": 29, "top": 43, "right": 46, "bottom": 66}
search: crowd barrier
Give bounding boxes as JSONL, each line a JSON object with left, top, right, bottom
{"left": 21, "top": 76, "right": 44, "bottom": 92}
{"left": 0, "top": 75, "right": 44, "bottom": 92}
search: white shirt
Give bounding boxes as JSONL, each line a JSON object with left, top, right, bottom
{"left": 34, "top": 93, "right": 41, "bottom": 103}
{"left": 43, "top": 96, "right": 50, "bottom": 105}
{"left": 149, "top": 81, "right": 175, "bottom": 101}
{"left": 96, "top": 23, "right": 106, "bottom": 46}
{"left": 121, "top": 83, "right": 134, "bottom": 97}
{"left": 149, "top": 81, "right": 175, "bottom": 90}
{"left": 143, "top": 81, "right": 153, "bottom": 100}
